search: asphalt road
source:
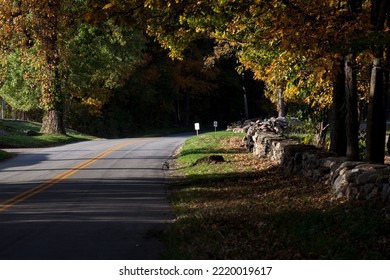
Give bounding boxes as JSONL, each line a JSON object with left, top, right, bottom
{"left": 0, "top": 135, "right": 188, "bottom": 260}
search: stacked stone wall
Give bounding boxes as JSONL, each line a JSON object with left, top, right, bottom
{"left": 230, "top": 118, "right": 390, "bottom": 203}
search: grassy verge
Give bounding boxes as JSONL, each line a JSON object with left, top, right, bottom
{"left": 0, "top": 120, "right": 98, "bottom": 160}
{"left": 0, "top": 150, "right": 14, "bottom": 160}
{"left": 164, "top": 131, "right": 390, "bottom": 259}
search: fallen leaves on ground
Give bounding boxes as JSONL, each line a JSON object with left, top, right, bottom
{"left": 165, "top": 135, "right": 390, "bottom": 260}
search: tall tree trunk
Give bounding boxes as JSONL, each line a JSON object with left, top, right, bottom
{"left": 385, "top": 6, "right": 390, "bottom": 155}
{"left": 344, "top": 54, "right": 359, "bottom": 160}
{"left": 39, "top": 1, "right": 66, "bottom": 135}
{"left": 386, "top": 46, "right": 390, "bottom": 155}
{"left": 40, "top": 53, "right": 65, "bottom": 134}
{"left": 365, "top": 0, "right": 388, "bottom": 163}
{"left": 366, "top": 51, "right": 386, "bottom": 163}
{"left": 277, "top": 87, "right": 285, "bottom": 118}
{"left": 330, "top": 59, "right": 347, "bottom": 156}
{"left": 330, "top": 0, "right": 362, "bottom": 159}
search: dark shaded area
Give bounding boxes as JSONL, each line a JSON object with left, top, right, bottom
{"left": 193, "top": 155, "right": 225, "bottom": 165}
{"left": 0, "top": 176, "right": 173, "bottom": 260}
{"left": 0, "top": 153, "right": 49, "bottom": 169}
{"left": 64, "top": 42, "right": 272, "bottom": 138}
{"left": 0, "top": 135, "right": 189, "bottom": 260}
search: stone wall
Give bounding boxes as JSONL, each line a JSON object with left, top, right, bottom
{"left": 233, "top": 119, "right": 390, "bottom": 203}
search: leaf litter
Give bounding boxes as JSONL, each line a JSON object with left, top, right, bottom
{"left": 164, "top": 134, "right": 390, "bottom": 259}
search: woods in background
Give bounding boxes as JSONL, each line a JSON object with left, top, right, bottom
{"left": 0, "top": 0, "right": 389, "bottom": 162}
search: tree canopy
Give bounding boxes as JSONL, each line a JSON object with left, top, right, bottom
{"left": 127, "top": 0, "right": 389, "bottom": 162}
{"left": 0, "top": 0, "right": 389, "bottom": 162}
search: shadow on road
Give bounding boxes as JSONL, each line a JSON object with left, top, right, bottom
{"left": 0, "top": 176, "right": 173, "bottom": 260}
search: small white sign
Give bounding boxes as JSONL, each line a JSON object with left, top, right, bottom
{"left": 194, "top": 123, "right": 200, "bottom": 130}
{"left": 213, "top": 121, "right": 218, "bottom": 128}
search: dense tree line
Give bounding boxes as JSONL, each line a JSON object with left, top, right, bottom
{"left": 125, "top": 0, "right": 389, "bottom": 163}
{"left": 0, "top": 1, "right": 389, "bottom": 163}
{"left": 0, "top": 1, "right": 269, "bottom": 137}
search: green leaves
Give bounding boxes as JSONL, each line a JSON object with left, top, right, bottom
{"left": 66, "top": 20, "right": 146, "bottom": 110}
{"left": 0, "top": 1, "right": 147, "bottom": 120}
{"left": 0, "top": 48, "right": 42, "bottom": 111}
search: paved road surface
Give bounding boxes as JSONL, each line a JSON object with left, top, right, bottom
{"left": 0, "top": 135, "right": 188, "bottom": 260}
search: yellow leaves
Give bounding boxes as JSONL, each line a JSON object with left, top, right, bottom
{"left": 82, "top": 97, "right": 104, "bottom": 115}
{"left": 284, "top": 82, "right": 299, "bottom": 102}
{"left": 144, "top": 0, "right": 164, "bottom": 9}
{"left": 102, "top": 3, "right": 113, "bottom": 10}
{"left": 248, "top": 47, "right": 334, "bottom": 111}
{"left": 195, "top": 26, "right": 205, "bottom": 33}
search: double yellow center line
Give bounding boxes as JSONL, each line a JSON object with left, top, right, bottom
{"left": 0, "top": 140, "right": 138, "bottom": 213}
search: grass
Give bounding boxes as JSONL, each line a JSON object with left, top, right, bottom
{"left": 0, "top": 119, "right": 98, "bottom": 160}
{"left": 0, "top": 149, "right": 14, "bottom": 160}
{"left": 175, "top": 131, "right": 246, "bottom": 176}
{"left": 163, "top": 131, "right": 390, "bottom": 259}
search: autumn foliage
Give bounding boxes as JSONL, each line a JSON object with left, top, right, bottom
{"left": 132, "top": 0, "right": 389, "bottom": 163}
{"left": 0, "top": 1, "right": 389, "bottom": 162}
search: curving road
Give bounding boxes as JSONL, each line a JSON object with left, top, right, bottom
{"left": 0, "top": 135, "right": 188, "bottom": 260}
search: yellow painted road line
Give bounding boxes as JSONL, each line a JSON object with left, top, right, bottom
{"left": 0, "top": 140, "right": 139, "bottom": 213}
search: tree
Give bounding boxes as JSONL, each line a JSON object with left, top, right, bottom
{"left": 65, "top": 20, "right": 146, "bottom": 116}
{"left": 329, "top": 60, "right": 347, "bottom": 156}
{"left": 32, "top": 0, "right": 384, "bottom": 161}
{"left": 345, "top": 54, "right": 359, "bottom": 160}
{"left": 0, "top": 1, "right": 79, "bottom": 133}
{"left": 29, "top": 1, "right": 65, "bottom": 134}
{"left": 127, "top": 0, "right": 381, "bottom": 161}
{"left": 365, "top": 0, "right": 389, "bottom": 163}
{"left": 0, "top": 1, "right": 146, "bottom": 134}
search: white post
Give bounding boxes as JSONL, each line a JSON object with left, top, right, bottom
{"left": 194, "top": 123, "right": 200, "bottom": 136}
